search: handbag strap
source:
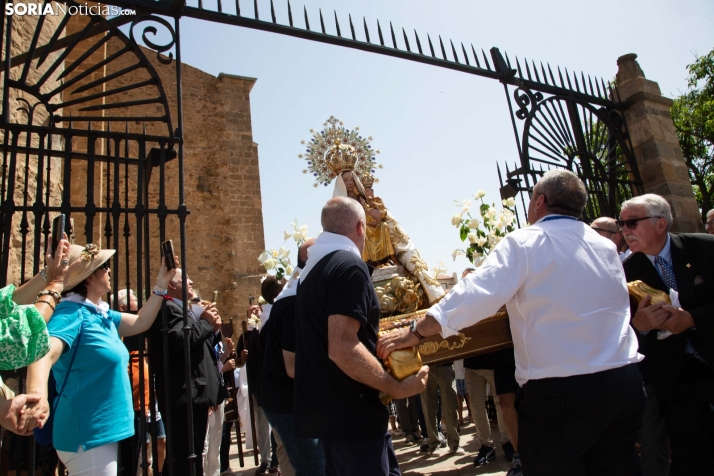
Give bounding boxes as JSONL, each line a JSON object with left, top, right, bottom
{"left": 51, "top": 313, "right": 84, "bottom": 414}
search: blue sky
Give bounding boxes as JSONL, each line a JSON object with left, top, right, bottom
{"left": 174, "top": 0, "right": 713, "bottom": 275}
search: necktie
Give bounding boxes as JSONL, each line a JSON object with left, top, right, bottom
{"left": 655, "top": 256, "right": 705, "bottom": 362}
{"left": 655, "top": 256, "right": 677, "bottom": 291}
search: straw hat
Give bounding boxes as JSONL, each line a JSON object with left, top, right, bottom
{"left": 64, "top": 244, "right": 116, "bottom": 291}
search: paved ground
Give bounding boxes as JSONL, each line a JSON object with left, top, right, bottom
{"left": 227, "top": 421, "right": 512, "bottom": 476}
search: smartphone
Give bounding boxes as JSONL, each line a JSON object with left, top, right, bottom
{"left": 161, "top": 239, "right": 176, "bottom": 270}
{"left": 51, "top": 214, "right": 66, "bottom": 257}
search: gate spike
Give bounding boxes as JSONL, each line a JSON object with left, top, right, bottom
{"left": 595, "top": 77, "right": 602, "bottom": 98}
{"left": 304, "top": 6, "right": 310, "bottom": 30}
{"left": 601, "top": 78, "right": 608, "bottom": 98}
{"left": 606, "top": 82, "right": 615, "bottom": 99}
{"left": 548, "top": 63, "right": 556, "bottom": 85}
{"left": 588, "top": 75, "right": 595, "bottom": 97}
{"left": 401, "top": 28, "right": 411, "bottom": 52}
{"left": 236, "top": 0, "right": 240, "bottom": 16}
{"left": 287, "top": 0, "right": 293, "bottom": 26}
{"left": 349, "top": 14, "right": 356, "bottom": 40}
{"left": 363, "top": 17, "right": 370, "bottom": 43}
{"left": 270, "top": 0, "right": 276, "bottom": 23}
{"left": 439, "top": 35, "right": 447, "bottom": 60}
{"left": 334, "top": 11, "right": 341, "bottom": 37}
{"left": 557, "top": 66, "right": 565, "bottom": 88}
{"left": 580, "top": 72, "right": 587, "bottom": 95}
{"left": 254, "top": 0, "right": 258, "bottom": 20}
{"left": 574, "top": 72, "right": 581, "bottom": 92}
{"left": 427, "top": 34, "right": 435, "bottom": 57}
{"left": 415, "top": 30, "right": 423, "bottom": 54}
{"left": 541, "top": 62, "right": 549, "bottom": 85}
{"left": 462, "top": 43, "right": 470, "bottom": 66}
{"left": 524, "top": 59, "right": 533, "bottom": 81}
{"left": 515, "top": 57, "right": 524, "bottom": 78}
{"left": 319, "top": 9, "right": 325, "bottom": 34}
{"left": 532, "top": 60, "right": 540, "bottom": 82}
{"left": 504, "top": 52, "right": 512, "bottom": 69}
{"left": 390, "top": 22, "right": 397, "bottom": 49}
{"left": 564, "top": 68, "right": 573, "bottom": 90}
{"left": 450, "top": 40, "right": 459, "bottom": 63}
{"left": 614, "top": 84, "right": 622, "bottom": 102}
{"left": 482, "top": 49, "right": 492, "bottom": 70}
{"left": 377, "top": 20, "right": 384, "bottom": 46}
{"left": 471, "top": 45, "right": 481, "bottom": 68}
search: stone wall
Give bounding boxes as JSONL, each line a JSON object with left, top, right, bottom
{"left": 616, "top": 54, "right": 703, "bottom": 232}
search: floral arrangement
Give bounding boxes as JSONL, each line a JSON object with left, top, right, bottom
{"left": 247, "top": 312, "right": 261, "bottom": 329}
{"left": 451, "top": 190, "right": 517, "bottom": 266}
{"left": 430, "top": 261, "right": 448, "bottom": 280}
{"left": 258, "top": 220, "right": 310, "bottom": 281}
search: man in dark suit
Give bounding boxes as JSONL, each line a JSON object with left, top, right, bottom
{"left": 147, "top": 269, "right": 223, "bottom": 476}
{"left": 620, "top": 194, "right": 714, "bottom": 475}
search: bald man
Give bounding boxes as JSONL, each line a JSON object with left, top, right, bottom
{"left": 591, "top": 216, "right": 630, "bottom": 261}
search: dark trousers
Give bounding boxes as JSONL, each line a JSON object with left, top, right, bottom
{"left": 395, "top": 397, "right": 419, "bottom": 435}
{"left": 220, "top": 422, "right": 235, "bottom": 473}
{"left": 321, "top": 432, "right": 400, "bottom": 476}
{"left": 163, "top": 405, "right": 209, "bottom": 476}
{"left": 518, "top": 363, "right": 645, "bottom": 476}
{"left": 264, "top": 410, "right": 326, "bottom": 475}
{"left": 661, "top": 357, "right": 714, "bottom": 475}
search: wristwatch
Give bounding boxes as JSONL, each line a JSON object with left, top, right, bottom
{"left": 409, "top": 319, "right": 425, "bottom": 340}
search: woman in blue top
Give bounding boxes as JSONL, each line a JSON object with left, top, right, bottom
{"left": 23, "top": 243, "right": 177, "bottom": 476}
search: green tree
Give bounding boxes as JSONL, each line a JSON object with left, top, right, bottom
{"left": 671, "top": 49, "right": 714, "bottom": 223}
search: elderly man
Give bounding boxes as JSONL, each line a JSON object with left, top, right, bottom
{"left": 591, "top": 216, "right": 630, "bottom": 260}
{"left": 294, "top": 196, "right": 428, "bottom": 476}
{"left": 620, "top": 194, "right": 714, "bottom": 474}
{"left": 706, "top": 208, "right": 714, "bottom": 235}
{"left": 146, "top": 269, "right": 224, "bottom": 476}
{"left": 379, "top": 170, "right": 644, "bottom": 476}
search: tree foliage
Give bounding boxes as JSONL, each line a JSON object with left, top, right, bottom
{"left": 671, "top": 49, "right": 714, "bottom": 222}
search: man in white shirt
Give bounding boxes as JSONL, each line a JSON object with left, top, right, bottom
{"left": 378, "top": 169, "right": 644, "bottom": 476}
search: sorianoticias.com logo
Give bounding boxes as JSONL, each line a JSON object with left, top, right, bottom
{"left": 5, "top": 3, "right": 135, "bottom": 16}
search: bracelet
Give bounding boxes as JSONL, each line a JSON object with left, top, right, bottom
{"left": 37, "top": 290, "right": 62, "bottom": 303}
{"left": 153, "top": 285, "right": 168, "bottom": 296}
{"left": 34, "top": 299, "right": 56, "bottom": 311}
{"left": 410, "top": 319, "right": 425, "bottom": 341}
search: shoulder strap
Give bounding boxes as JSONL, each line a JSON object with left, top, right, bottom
{"left": 52, "top": 313, "right": 84, "bottom": 414}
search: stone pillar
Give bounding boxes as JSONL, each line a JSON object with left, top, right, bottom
{"left": 616, "top": 53, "right": 703, "bottom": 232}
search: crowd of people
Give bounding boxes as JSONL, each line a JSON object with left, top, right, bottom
{"left": 0, "top": 169, "right": 712, "bottom": 476}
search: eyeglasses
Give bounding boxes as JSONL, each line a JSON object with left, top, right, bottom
{"left": 707, "top": 219, "right": 714, "bottom": 227}
{"left": 616, "top": 216, "right": 660, "bottom": 230}
{"left": 98, "top": 260, "right": 111, "bottom": 270}
{"left": 592, "top": 227, "right": 618, "bottom": 235}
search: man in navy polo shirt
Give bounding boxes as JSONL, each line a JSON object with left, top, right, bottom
{"left": 294, "top": 197, "right": 429, "bottom": 476}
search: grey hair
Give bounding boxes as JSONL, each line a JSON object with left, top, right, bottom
{"left": 707, "top": 209, "right": 714, "bottom": 219}
{"left": 536, "top": 169, "right": 588, "bottom": 217}
{"left": 621, "top": 194, "right": 672, "bottom": 228}
{"left": 112, "top": 288, "right": 134, "bottom": 308}
{"left": 321, "top": 196, "right": 366, "bottom": 236}
{"left": 170, "top": 268, "right": 183, "bottom": 286}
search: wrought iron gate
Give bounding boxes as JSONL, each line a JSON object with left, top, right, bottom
{"left": 0, "top": 1, "right": 644, "bottom": 476}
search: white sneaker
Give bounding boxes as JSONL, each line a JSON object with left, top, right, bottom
{"left": 450, "top": 447, "right": 466, "bottom": 455}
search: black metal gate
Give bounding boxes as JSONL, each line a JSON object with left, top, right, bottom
{"left": 0, "top": 1, "right": 644, "bottom": 476}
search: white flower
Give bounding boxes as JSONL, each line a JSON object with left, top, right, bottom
{"left": 285, "top": 266, "right": 294, "bottom": 276}
{"left": 468, "top": 218, "right": 480, "bottom": 229}
{"left": 263, "top": 258, "right": 277, "bottom": 270}
{"left": 278, "top": 246, "right": 290, "bottom": 259}
{"left": 487, "top": 208, "right": 498, "bottom": 219}
{"left": 461, "top": 199, "right": 472, "bottom": 214}
{"left": 284, "top": 231, "right": 293, "bottom": 241}
{"left": 300, "top": 224, "right": 308, "bottom": 234}
{"left": 451, "top": 214, "right": 463, "bottom": 227}
{"left": 475, "top": 190, "right": 486, "bottom": 199}
{"left": 506, "top": 197, "right": 516, "bottom": 208}
{"left": 258, "top": 250, "right": 271, "bottom": 263}
{"left": 451, "top": 249, "right": 464, "bottom": 261}
{"left": 467, "top": 232, "right": 478, "bottom": 244}
{"left": 271, "top": 248, "right": 278, "bottom": 258}
{"left": 477, "top": 236, "right": 487, "bottom": 247}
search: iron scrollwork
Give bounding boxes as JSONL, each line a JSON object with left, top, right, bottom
{"left": 513, "top": 86, "right": 544, "bottom": 120}
{"left": 130, "top": 15, "right": 177, "bottom": 65}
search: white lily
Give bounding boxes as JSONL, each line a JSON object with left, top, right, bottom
{"left": 468, "top": 218, "right": 480, "bottom": 229}
{"left": 467, "top": 232, "right": 478, "bottom": 244}
{"left": 263, "top": 258, "right": 277, "bottom": 270}
{"left": 451, "top": 249, "right": 464, "bottom": 261}
{"left": 451, "top": 214, "right": 463, "bottom": 227}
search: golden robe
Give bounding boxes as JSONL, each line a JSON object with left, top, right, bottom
{"left": 362, "top": 198, "right": 395, "bottom": 263}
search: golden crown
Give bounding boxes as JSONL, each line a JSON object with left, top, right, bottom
{"left": 299, "top": 116, "right": 382, "bottom": 188}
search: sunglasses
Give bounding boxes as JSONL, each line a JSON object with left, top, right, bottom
{"left": 98, "top": 260, "right": 111, "bottom": 270}
{"left": 616, "top": 216, "right": 660, "bottom": 230}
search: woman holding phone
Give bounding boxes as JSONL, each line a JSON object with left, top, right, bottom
{"left": 22, "top": 243, "right": 178, "bottom": 476}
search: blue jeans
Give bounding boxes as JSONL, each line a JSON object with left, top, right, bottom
{"left": 263, "top": 410, "right": 325, "bottom": 476}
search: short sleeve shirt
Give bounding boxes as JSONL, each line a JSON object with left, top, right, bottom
{"left": 47, "top": 301, "right": 134, "bottom": 452}
{"left": 259, "top": 295, "right": 296, "bottom": 414}
{"left": 293, "top": 250, "right": 387, "bottom": 439}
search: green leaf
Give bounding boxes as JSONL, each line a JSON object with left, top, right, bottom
{"left": 460, "top": 225, "right": 469, "bottom": 241}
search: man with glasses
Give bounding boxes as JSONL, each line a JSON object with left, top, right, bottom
{"left": 620, "top": 194, "right": 714, "bottom": 475}
{"left": 706, "top": 209, "right": 714, "bottom": 235}
{"left": 591, "top": 216, "right": 630, "bottom": 261}
{"left": 379, "top": 169, "right": 644, "bottom": 476}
